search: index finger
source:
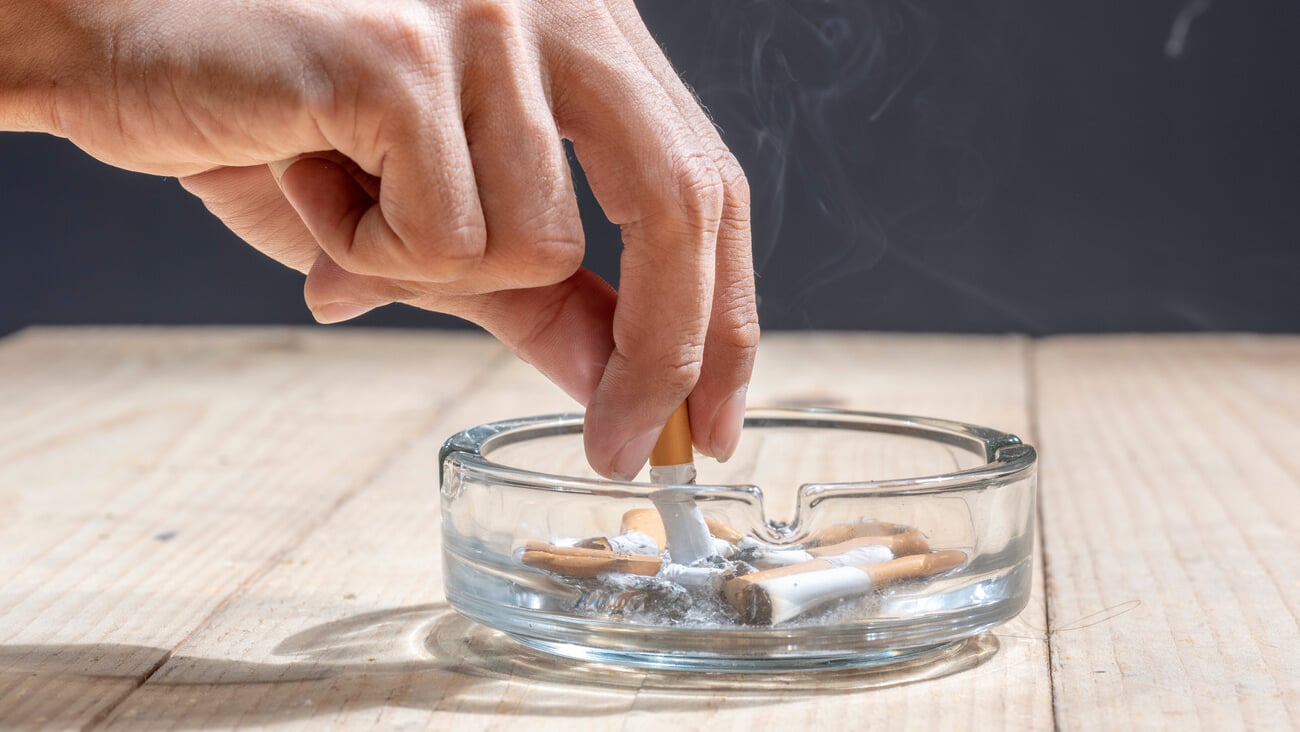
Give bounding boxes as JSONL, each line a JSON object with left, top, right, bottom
{"left": 548, "top": 28, "right": 724, "bottom": 480}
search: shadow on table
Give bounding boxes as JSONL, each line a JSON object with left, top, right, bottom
{"left": 0, "top": 604, "right": 999, "bottom": 727}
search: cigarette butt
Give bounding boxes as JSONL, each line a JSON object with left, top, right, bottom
{"left": 742, "top": 536, "right": 895, "bottom": 570}
{"left": 620, "top": 508, "right": 667, "bottom": 549}
{"left": 575, "top": 531, "right": 660, "bottom": 556}
{"left": 724, "top": 549, "right": 967, "bottom": 625}
{"left": 619, "top": 508, "right": 745, "bottom": 548}
{"left": 806, "top": 530, "right": 930, "bottom": 559}
{"left": 705, "top": 517, "right": 746, "bottom": 543}
{"left": 659, "top": 563, "right": 734, "bottom": 592}
{"left": 863, "top": 549, "right": 966, "bottom": 586}
{"left": 520, "top": 541, "right": 663, "bottom": 578}
{"left": 805, "top": 520, "right": 908, "bottom": 547}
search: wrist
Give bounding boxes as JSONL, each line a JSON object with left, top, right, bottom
{"left": 0, "top": 0, "right": 111, "bottom": 134}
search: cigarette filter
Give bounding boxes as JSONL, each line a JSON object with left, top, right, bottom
{"left": 649, "top": 402, "right": 695, "bottom": 476}
{"left": 521, "top": 541, "right": 663, "bottom": 578}
{"left": 807, "top": 531, "right": 931, "bottom": 558}
{"left": 725, "top": 550, "right": 966, "bottom": 625}
{"left": 805, "top": 520, "right": 909, "bottom": 547}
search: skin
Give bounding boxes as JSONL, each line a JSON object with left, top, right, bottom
{"left": 0, "top": 0, "right": 759, "bottom": 479}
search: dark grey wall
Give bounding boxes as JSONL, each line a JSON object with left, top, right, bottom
{"left": 2, "top": 0, "right": 1297, "bottom": 336}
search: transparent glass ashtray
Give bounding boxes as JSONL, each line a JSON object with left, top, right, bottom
{"left": 439, "top": 408, "right": 1037, "bottom": 672}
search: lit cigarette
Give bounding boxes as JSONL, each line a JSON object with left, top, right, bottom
{"left": 724, "top": 550, "right": 967, "bottom": 625}
{"left": 520, "top": 541, "right": 663, "bottom": 578}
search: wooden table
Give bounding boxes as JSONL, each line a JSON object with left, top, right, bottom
{"left": 0, "top": 328, "right": 1295, "bottom": 730}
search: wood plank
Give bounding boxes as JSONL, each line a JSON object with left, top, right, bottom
{"left": 97, "top": 333, "right": 1050, "bottom": 730}
{"left": 0, "top": 327, "right": 505, "bottom": 729}
{"left": 1036, "top": 335, "right": 1300, "bottom": 730}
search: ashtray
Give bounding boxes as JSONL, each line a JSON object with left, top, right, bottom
{"left": 439, "top": 408, "right": 1037, "bottom": 672}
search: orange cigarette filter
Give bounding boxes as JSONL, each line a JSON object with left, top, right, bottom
{"left": 520, "top": 541, "right": 663, "bottom": 578}
{"left": 619, "top": 507, "right": 744, "bottom": 548}
{"left": 650, "top": 402, "right": 694, "bottom": 467}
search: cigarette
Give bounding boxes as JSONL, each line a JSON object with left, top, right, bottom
{"left": 650, "top": 491, "right": 717, "bottom": 565}
{"left": 809, "top": 531, "right": 930, "bottom": 558}
{"left": 658, "top": 563, "right": 733, "bottom": 593}
{"left": 648, "top": 402, "right": 697, "bottom": 485}
{"left": 641, "top": 403, "right": 723, "bottom": 566}
{"left": 620, "top": 508, "right": 669, "bottom": 548}
{"left": 738, "top": 530, "right": 930, "bottom": 569}
{"left": 724, "top": 550, "right": 967, "bottom": 625}
{"left": 620, "top": 508, "right": 745, "bottom": 549}
{"left": 575, "top": 530, "right": 661, "bottom": 556}
{"left": 520, "top": 541, "right": 663, "bottom": 578}
{"left": 805, "top": 520, "right": 912, "bottom": 547}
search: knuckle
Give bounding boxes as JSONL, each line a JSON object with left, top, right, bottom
{"left": 500, "top": 200, "right": 584, "bottom": 286}
{"left": 407, "top": 219, "right": 487, "bottom": 280}
{"left": 461, "top": 0, "right": 522, "bottom": 33}
{"left": 723, "top": 317, "right": 762, "bottom": 357}
{"left": 716, "top": 154, "right": 752, "bottom": 209}
{"left": 513, "top": 275, "right": 583, "bottom": 354}
{"left": 656, "top": 347, "right": 705, "bottom": 394}
{"left": 672, "top": 155, "right": 726, "bottom": 221}
{"left": 520, "top": 236, "right": 585, "bottom": 286}
{"left": 353, "top": 5, "right": 431, "bottom": 65}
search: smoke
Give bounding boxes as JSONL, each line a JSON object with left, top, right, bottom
{"left": 688, "top": 1, "right": 1027, "bottom": 328}
{"left": 1166, "top": 0, "right": 1213, "bottom": 59}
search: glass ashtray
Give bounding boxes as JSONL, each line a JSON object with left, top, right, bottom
{"left": 439, "top": 408, "right": 1037, "bottom": 672}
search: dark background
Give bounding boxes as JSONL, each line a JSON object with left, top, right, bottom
{"left": 2, "top": 0, "right": 1296, "bottom": 336}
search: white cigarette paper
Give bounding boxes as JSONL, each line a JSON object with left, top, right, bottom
{"left": 650, "top": 491, "right": 716, "bottom": 565}
{"left": 725, "top": 550, "right": 967, "bottom": 625}
{"left": 759, "top": 566, "right": 877, "bottom": 625}
{"left": 739, "top": 537, "right": 896, "bottom": 568}
{"left": 659, "top": 563, "right": 728, "bottom": 592}
{"left": 604, "top": 531, "right": 661, "bottom": 556}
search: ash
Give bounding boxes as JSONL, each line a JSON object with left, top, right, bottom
{"left": 571, "top": 556, "right": 758, "bottom": 627}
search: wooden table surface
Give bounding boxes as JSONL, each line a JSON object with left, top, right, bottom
{"left": 0, "top": 328, "right": 1295, "bottom": 731}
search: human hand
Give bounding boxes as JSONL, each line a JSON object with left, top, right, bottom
{"left": 18, "top": 0, "right": 758, "bottom": 478}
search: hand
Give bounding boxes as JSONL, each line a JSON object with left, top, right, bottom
{"left": 13, "top": 0, "right": 758, "bottom": 478}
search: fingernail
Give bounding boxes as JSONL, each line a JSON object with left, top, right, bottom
{"left": 710, "top": 388, "right": 748, "bottom": 463}
{"left": 610, "top": 426, "right": 664, "bottom": 481}
{"left": 312, "top": 302, "right": 374, "bottom": 324}
{"left": 267, "top": 156, "right": 301, "bottom": 185}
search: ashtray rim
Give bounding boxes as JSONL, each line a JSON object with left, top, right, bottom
{"left": 440, "top": 407, "right": 1037, "bottom": 501}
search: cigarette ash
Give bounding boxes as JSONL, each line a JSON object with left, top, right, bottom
{"left": 519, "top": 514, "right": 963, "bottom": 627}
{"left": 572, "top": 555, "right": 759, "bottom": 626}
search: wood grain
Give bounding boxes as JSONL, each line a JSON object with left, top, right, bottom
{"left": 1035, "top": 335, "right": 1300, "bottom": 730}
{"left": 84, "top": 332, "right": 1049, "bottom": 731}
{"left": 0, "top": 327, "right": 505, "bottom": 729}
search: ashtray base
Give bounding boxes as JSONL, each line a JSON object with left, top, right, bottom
{"left": 503, "top": 631, "right": 963, "bottom": 673}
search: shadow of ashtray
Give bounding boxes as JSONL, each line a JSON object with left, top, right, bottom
{"left": 273, "top": 604, "right": 999, "bottom": 695}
